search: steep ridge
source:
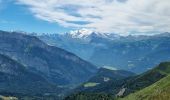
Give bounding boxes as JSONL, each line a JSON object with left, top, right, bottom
{"left": 118, "top": 62, "right": 170, "bottom": 100}
{"left": 121, "top": 73, "right": 170, "bottom": 100}
{"left": 0, "top": 30, "right": 97, "bottom": 86}
{"left": 119, "top": 62, "right": 170, "bottom": 96}
{"left": 0, "top": 53, "right": 61, "bottom": 98}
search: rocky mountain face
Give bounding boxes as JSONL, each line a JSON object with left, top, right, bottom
{"left": 38, "top": 30, "right": 170, "bottom": 73}
{"left": 0, "top": 30, "right": 97, "bottom": 87}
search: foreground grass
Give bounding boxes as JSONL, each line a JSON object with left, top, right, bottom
{"left": 119, "top": 75, "right": 170, "bottom": 100}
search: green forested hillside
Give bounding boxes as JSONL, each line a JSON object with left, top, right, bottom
{"left": 65, "top": 62, "right": 170, "bottom": 100}
{"left": 73, "top": 68, "right": 135, "bottom": 94}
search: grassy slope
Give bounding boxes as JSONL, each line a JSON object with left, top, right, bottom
{"left": 120, "top": 74, "right": 170, "bottom": 100}
{"left": 0, "top": 95, "right": 18, "bottom": 100}
{"left": 109, "top": 62, "right": 170, "bottom": 97}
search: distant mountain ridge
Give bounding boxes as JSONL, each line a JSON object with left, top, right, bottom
{"left": 37, "top": 30, "right": 170, "bottom": 73}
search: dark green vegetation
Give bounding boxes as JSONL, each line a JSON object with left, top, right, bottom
{"left": 65, "top": 93, "right": 115, "bottom": 100}
{"left": 88, "top": 68, "right": 135, "bottom": 83}
{"left": 66, "top": 62, "right": 170, "bottom": 100}
{"left": 73, "top": 68, "right": 135, "bottom": 94}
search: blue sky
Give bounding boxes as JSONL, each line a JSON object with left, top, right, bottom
{"left": 0, "top": 0, "right": 170, "bottom": 35}
{"left": 0, "top": 0, "right": 71, "bottom": 34}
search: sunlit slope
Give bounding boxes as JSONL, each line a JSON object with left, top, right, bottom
{"left": 120, "top": 75, "right": 170, "bottom": 100}
{"left": 120, "top": 62, "right": 170, "bottom": 100}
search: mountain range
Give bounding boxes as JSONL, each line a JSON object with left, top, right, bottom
{"left": 37, "top": 29, "right": 170, "bottom": 73}
{"left": 1, "top": 29, "right": 170, "bottom": 100}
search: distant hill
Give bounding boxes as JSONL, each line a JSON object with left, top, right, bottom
{"left": 0, "top": 30, "right": 97, "bottom": 87}
{"left": 88, "top": 68, "right": 135, "bottom": 83}
{"left": 70, "top": 68, "right": 135, "bottom": 95}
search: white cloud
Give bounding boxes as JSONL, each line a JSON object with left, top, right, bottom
{"left": 16, "top": 0, "right": 170, "bottom": 35}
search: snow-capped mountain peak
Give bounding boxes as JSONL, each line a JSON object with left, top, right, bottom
{"left": 66, "top": 28, "right": 123, "bottom": 42}
{"left": 68, "top": 29, "right": 115, "bottom": 39}
{"left": 69, "top": 28, "right": 94, "bottom": 38}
